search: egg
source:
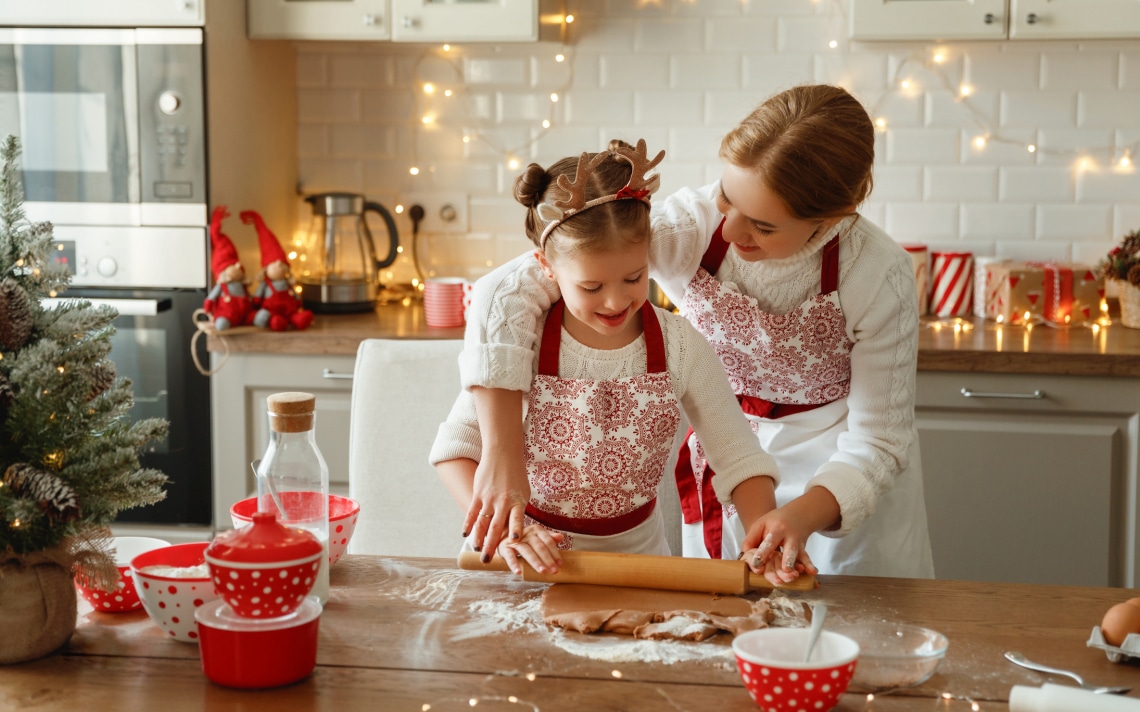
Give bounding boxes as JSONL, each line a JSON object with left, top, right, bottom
{"left": 1101, "top": 598, "right": 1140, "bottom": 646}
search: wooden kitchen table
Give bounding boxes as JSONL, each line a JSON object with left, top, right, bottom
{"left": 4, "top": 556, "right": 1139, "bottom": 711}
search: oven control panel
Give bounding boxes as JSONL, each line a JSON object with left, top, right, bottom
{"left": 49, "top": 227, "right": 207, "bottom": 290}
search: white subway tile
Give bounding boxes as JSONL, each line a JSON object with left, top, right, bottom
{"left": 463, "top": 93, "right": 496, "bottom": 122}
{"left": 1080, "top": 91, "right": 1140, "bottom": 129}
{"left": 869, "top": 92, "right": 925, "bottom": 129}
{"left": 924, "top": 241, "right": 996, "bottom": 257}
{"left": 960, "top": 203, "right": 1034, "bottom": 240}
{"left": 601, "top": 54, "right": 671, "bottom": 89}
{"left": 1116, "top": 205, "right": 1140, "bottom": 236}
{"left": 600, "top": 126, "right": 670, "bottom": 155}
{"left": 330, "top": 125, "right": 395, "bottom": 158}
{"left": 658, "top": 162, "right": 709, "bottom": 197}
{"left": 297, "top": 89, "right": 360, "bottom": 123}
{"left": 414, "top": 129, "right": 465, "bottom": 161}
{"left": 886, "top": 129, "right": 960, "bottom": 165}
{"left": 871, "top": 166, "right": 922, "bottom": 201}
{"left": 858, "top": 202, "right": 886, "bottom": 228}
{"left": 703, "top": 161, "right": 726, "bottom": 185}
{"left": 362, "top": 161, "right": 410, "bottom": 193}
{"left": 530, "top": 54, "right": 573, "bottom": 88}
{"left": 671, "top": 54, "right": 741, "bottom": 90}
{"left": 742, "top": 0, "right": 816, "bottom": 16}
{"left": 925, "top": 166, "right": 999, "bottom": 202}
{"left": 1072, "top": 241, "right": 1115, "bottom": 267}
{"left": 1035, "top": 129, "right": 1116, "bottom": 166}
{"left": 296, "top": 53, "right": 327, "bottom": 88}
{"left": 924, "top": 90, "right": 998, "bottom": 129}
{"left": 775, "top": 16, "right": 831, "bottom": 52}
{"left": 1035, "top": 204, "right": 1113, "bottom": 241}
{"left": 705, "top": 92, "right": 761, "bottom": 127}
{"left": 532, "top": 125, "right": 608, "bottom": 163}
{"left": 994, "top": 241, "right": 1072, "bottom": 262}
{"left": 567, "top": 90, "right": 635, "bottom": 125}
{"left": 1122, "top": 52, "right": 1140, "bottom": 90}
{"left": 671, "top": 0, "right": 746, "bottom": 16}
{"left": 635, "top": 19, "right": 703, "bottom": 53}
{"left": 1000, "top": 91, "right": 1076, "bottom": 129}
{"left": 668, "top": 127, "right": 727, "bottom": 161}
{"left": 885, "top": 203, "right": 960, "bottom": 241}
{"left": 329, "top": 54, "right": 392, "bottom": 88}
{"left": 742, "top": 54, "right": 815, "bottom": 94}
{"left": 299, "top": 158, "right": 363, "bottom": 193}
{"left": 470, "top": 197, "right": 524, "bottom": 232}
{"left": 705, "top": 17, "right": 777, "bottom": 53}
{"left": 636, "top": 90, "right": 703, "bottom": 126}
{"left": 494, "top": 232, "right": 535, "bottom": 266}
{"left": 999, "top": 166, "right": 1073, "bottom": 202}
{"left": 961, "top": 128, "right": 1038, "bottom": 166}
{"left": 602, "top": 0, "right": 667, "bottom": 16}
{"left": 562, "top": 53, "right": 601, "bottom": 90}
{"left": 498, "top": 92, "right": 558, "bottom": 122}
{"left": 297, "top": 125, "right": 328, "bottom": 158}
{"left": 375, "top": 160, "right": 495, "bottom": 193}
{"left": 1077, "top": 169, "right": 1140, "bottom": 203}
{"left": 361, "top": 90, "right": 414, "bottom": 123}
{"left": 464, "top": 58, "right": 528, "bottom": 86}
{"left": 568, "top": 15, "right": 638, "bottom": 49}
{"left": 817, "top": 52, "right": 887, "bottom": 93}
{"left": 1042, "top": 52, "right": 1117, "bottom": 91}
{"left": 462, "top": 126, "right": 531, "bottom": 160}
{"left": 964, "top": 51, "right": 1039, "bottom": 92}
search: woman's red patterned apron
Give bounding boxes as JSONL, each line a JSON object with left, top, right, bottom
{"left": 523, "top": 300, "right": 681, "bottom": 554}
{"left": 675, "top": 219, "right": 852, "bottom": 559}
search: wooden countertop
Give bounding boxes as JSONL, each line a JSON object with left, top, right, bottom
{"left": 206, "top": 301, "right": 1140, "bottom": 377}
{"left": 8, "top": 555, "right": 1140, "bottom": 710}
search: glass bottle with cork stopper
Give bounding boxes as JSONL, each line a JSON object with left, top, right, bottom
{"left": 255, "top": 392, "right": 329, "bottom": 605}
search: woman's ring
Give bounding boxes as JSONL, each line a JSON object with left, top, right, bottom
{"left": 480, "top": 512, "right": 492, "bottom": 518}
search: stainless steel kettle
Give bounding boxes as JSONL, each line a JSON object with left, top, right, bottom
{"left": 296, "top": 192, "right": 400, "bottom": 313}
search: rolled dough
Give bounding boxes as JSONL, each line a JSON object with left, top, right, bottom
{"left": 542, "top": 583, "right": 773, "bottom": 641}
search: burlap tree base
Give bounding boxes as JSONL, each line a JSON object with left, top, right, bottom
{"left": 0, "top": 550, "right": 77, "bottom": 665}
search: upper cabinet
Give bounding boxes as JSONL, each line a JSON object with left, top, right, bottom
{"left": 0, "top": 0, "right": 204, "bottom": 26}
{"left": 850, "top": 0, "right": 1140, "bottom": 41}
{"left": 247, "top": 0, "right": 538, "bottom": 42}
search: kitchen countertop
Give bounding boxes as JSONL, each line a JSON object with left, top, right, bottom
{"left": 9, "top": 554, "right": 1139, "bottom": 710}
{"left": 206, "top": 301, "right": 1140, "bottom": 377}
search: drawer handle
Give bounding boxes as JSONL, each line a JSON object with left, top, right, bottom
{"left": 322, "top": 368, "right": 354, "bottom": 381}
{"left": 960, "top": 388, "right": 1044, "bottom": 400}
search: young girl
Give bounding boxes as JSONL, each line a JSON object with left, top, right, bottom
{"left": 430, "top": 140, "right": 784, "bottom": 574}
{"left": 460, "top": 85, "right": 934, "bottom": 584}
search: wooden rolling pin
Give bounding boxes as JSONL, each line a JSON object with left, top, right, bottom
{"left": 457, "top": 550, "right": 817, "bottom": 594}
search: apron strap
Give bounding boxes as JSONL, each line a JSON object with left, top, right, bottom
{"left": 673, "top": 427, "right": 725, "bottom": 559}
{"left": 537, "top": 300, "right": 566, "bottom": 376}
{"left": 640, "top": 301, "right": 667, "bottom": 374}
{"left": 820, "top": 234, "right": 841, "bottom": 294}
{"left": 525, "top": 499, "right": 657, "bottom": 537}
{"left": 699, "top": 219, "right": 731, "bottom": 275}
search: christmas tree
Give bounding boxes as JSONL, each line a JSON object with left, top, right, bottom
{"left": 0, "top": 136, "right": 168, "bottom": 578}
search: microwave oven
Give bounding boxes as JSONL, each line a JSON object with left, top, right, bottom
{"left": 0, "top": 26, "right": 207, "bottom": 289}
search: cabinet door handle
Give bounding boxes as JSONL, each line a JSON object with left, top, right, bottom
{"left": 960, "top": 387, "right": 1044, "bottom": 400}
{"left": 1026, "top": 12, "right": 1038, "bottom": 24}
{"left": 983, "top": 12, "right": 995, "bottom": 24}
{"left": 322, "top": 368, "right": 354, "bottom": 381}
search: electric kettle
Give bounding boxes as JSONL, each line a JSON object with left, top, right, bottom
{"left": 296, "top": 192, "right": 400, "bottom": 313}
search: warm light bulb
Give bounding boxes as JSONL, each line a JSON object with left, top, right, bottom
{"left": 1093, "top": 322, "right": 1101, "bottom": 334}
{"left": 973, "top": 135, "right": 987, "bottom": 149}
{"left": 542, "top": 119, "right": 551, "bottom": 128}
{"left": 442, "top": 44, "right": 450, "bottom": 52}
{"left": 443, "top": 89, "right": 453, "bottom": 97}
{"left": 550, "top": 92, "right": 559, "bottom": 102}
{"left": 875, "top": 117, "right": 887, "bottom": 129}
{"left": 508, "top": 157, "right": 520, "bottom": 170}
{"left": 462, "top": 135, "right": 470, "bottom": 143}
{"left": 996, "top": 314, "right": 1005, "bottom": 324}
{"left": 395, "top": 204, "right": 405, "bottom": 214}
{"left": 1027, "top": 144, "right": 1037, "bottom": 153}
{"left": 959, "top": 83, "right": 974, "bottom": 97}
{"left": 942, "top": 692, "right": 953, "bottom": 700}
{"left": 421, "top": 114, "right": 434, "bottom": 125}
{"left": 1078, "top": 156, "right": 1092, "bottom": 172}
{"left": 565, "top": 14, "right": 574, "bottom": 23}
{"left": 1023, "top": 311, "right": 1031, "bottom": 322}
{"left": 900, "top": 79, "right": 912, "bottom": 90}
{"left": 1120, "top": 153, "right": 1133, "bottom": 169}
{"left": 555, "top": 53, "right": 565, "bottom": 62}
{"left": 423, "top": 82, "right": 435, "bottom": 94}
{"left": 828, "top": 40, "right": 838, "bottom": 48}
{"left": 409, "top": 166, "right": 420, "bottom": 175}
{"left": 933, "top": 51, "right": 946, "bottom": 63}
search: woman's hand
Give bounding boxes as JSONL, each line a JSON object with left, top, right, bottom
{"left": 465, "top": 452, "right": 530, "bottom": 561}
{"left": 497, "top": 525, "right": 564, "bottom": 576}
{"left": 741, "top": 509, "right": 818, "bottom": 586}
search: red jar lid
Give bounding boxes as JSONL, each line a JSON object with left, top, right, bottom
{"left": 206, "top": 511, "right": 322, "bottom": 564}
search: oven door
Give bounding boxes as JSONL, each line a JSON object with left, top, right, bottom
{"left": 54, "top": 288, "right": 212, "bottom": 526}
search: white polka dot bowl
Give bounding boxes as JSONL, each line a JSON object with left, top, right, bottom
{"left": 205, "top": 511, "right": 323, "bottom": 619}
{"left": 230, "top": 493, "right": 360, "bottom": 565}
{"left": 75, "top": 536, "right": 170, "bottom": 613}
{"left": 129, "top": 541, "right": 219, "bottom": 642}
{"left": 732, "top": 628, "right": 860, "bottom": 712}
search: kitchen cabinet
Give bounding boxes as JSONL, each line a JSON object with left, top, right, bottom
{"left": 247, "top": 0, "right": 538, "bottom": 42}
{"left": 850, "top": 0, "right": 1140, "bottom": 41}
{"left": 915, "top": 371, "right": 1140, "bottom": 588}
{"left": 210, "top": 351, "right": 356, "bottom": 530}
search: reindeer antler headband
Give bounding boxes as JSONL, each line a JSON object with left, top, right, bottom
{"left": 536, "top": 139, "right": 665, "bottom": 248}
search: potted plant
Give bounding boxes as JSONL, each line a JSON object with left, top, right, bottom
{"left": 1098, "top": 229, "right": 1140, "bottom": 329}
{"left": 0, "top": 137, "right": 168, "bottom": 665}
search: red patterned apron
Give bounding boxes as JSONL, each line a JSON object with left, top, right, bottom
{"left": 675, "top": 219, "right": 853, "bottom": 558}
{"left": 523, "top": 300, "right": 681, "bottom": 554}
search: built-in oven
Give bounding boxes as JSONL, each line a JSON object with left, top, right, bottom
{"left": 3, "top": 16, "right": 213, "bottom": 531}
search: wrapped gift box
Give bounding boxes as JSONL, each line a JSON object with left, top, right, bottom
{"left": 985, "top": 262, "right": 1044, "bottom": 323}
{"left": 1026, "top": 262, "right": 1106, "bottom": 324}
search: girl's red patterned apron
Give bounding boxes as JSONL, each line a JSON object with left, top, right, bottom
{"left": 522, "top": 299, "right": 681, "bottom": 555}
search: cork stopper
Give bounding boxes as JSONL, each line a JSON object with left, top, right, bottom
{"left": 266, "top": 392, "right": 315, "bottom": 433}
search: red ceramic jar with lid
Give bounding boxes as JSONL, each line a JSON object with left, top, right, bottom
{"left": 205, "top": 511, "right": 323, "bottom": 618}
{"left": 196, "top": 597, "right": 321, "bottom": 689}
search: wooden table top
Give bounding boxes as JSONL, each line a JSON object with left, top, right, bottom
{"left": 5, "top": 556, "right": 1140, "bottom": 711}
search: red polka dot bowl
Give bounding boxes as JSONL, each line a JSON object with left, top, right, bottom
{"left": 129, "top": 541, "right": 219, "bottom": 642}
{"left": 75, "top": 536, "right": 170, "bottom": 613}
{"left": 206, "top": 511, "right": 323, "bottom": 619}
{"left": 732, "top": 628, "right": 860, "bottom": 712}
{"left": 230, "top": 493, "right": 360, "bottom": 565}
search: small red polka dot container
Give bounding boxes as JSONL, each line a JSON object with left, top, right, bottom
{"left": 205, "top": 511, "right": 323, "bottom": 619}
{"left": 732, "top": 628, "right": 860, "bottom": 712}
{"left": 129, "top": 541, "right": 219, "bottom": 643}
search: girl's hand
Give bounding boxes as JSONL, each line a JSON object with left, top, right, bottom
{"left": 497, "top": 525, "right": 564, "bottom": 576}
{"left": 741, "top": 510, "right": 818, "bottom": 586}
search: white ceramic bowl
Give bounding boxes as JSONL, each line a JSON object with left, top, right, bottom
{"left": 130, "top": 542, "right": 219, "bottom": 643}
{"left": 832, "top": 622, "right": 948, "bottom": 691}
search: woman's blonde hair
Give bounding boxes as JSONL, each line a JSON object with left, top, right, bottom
{"left": 513, "top": 139, "right": 651, "bottom": 257}
{"left": 720, "top": 84, "right": 874, "bottom": 220}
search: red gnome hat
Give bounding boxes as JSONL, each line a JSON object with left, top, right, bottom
{"left": 241, "top": 210, "right": 289, "bottom": 269}
{"left": 209, "top": 205, "right": 241, "bottom": 280}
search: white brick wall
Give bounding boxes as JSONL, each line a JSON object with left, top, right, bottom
{"left": 295, "top": 0, "right": 1140, "bottom": 283}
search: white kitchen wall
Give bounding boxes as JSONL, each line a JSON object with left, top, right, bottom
{"left": 294, "top": 0, "right": 1140, "bottom": 287}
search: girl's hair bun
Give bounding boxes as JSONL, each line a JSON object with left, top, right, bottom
{"left": 513, "top": 163, "right": 550, "bottom": 208}
{"left": 607, "top": 138, "right": 633, "bottom": 153}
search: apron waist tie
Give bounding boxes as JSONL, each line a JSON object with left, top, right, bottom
{"left": 673, "top": 394, "right": 834, "bottom": 559}
{"left": 525, "top": 499, "right": 656, "bottom": 537}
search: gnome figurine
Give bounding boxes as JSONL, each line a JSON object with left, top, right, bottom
{"left": 242, "top": 209, "right": 314, "bottom": 332}
{"left": 203, "top": 206, "right": 256, "bottom": 331}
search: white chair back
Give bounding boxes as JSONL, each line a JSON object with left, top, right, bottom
{"left": 348, "top": 338, "right": 465, "bottom": 557}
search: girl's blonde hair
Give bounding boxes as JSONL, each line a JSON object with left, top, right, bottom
{"left": 720, "top": 84, "right": 874, "bottom": 220}
{"left": 513, "top": 139, "right": 651, "bottom": 257}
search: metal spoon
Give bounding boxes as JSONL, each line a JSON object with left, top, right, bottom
{"left": 1005, "top": 651, "right": 1132, "bottom": 695}
{"left": 804, "top": 603, "right": 828, "bottom": 662}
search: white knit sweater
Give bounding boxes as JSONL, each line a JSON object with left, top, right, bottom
{"left": 459, "top": 183, "right": 920, "bottom": 536}
{"left": 431, "top": 299, "right": 779, "bottom": 504}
